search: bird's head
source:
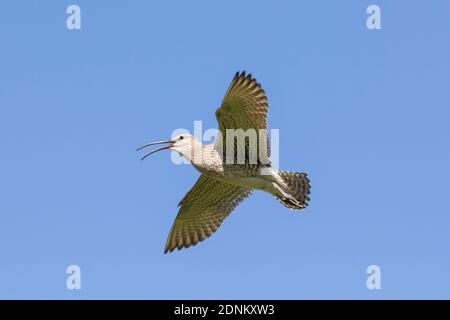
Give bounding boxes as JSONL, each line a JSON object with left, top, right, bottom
{"left": 137, "top": 133, "right": 201, "bottom": 162}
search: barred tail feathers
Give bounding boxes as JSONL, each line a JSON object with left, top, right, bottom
{"left": 274, "top": 171, "right": 311, "bottom": 210}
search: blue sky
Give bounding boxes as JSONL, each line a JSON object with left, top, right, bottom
{"left": 1, "top": 1, "right": 449, "bottom": 299}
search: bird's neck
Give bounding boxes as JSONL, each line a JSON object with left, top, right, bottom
{"left": 187, "top": 143, "right": 221, "bottom": 169}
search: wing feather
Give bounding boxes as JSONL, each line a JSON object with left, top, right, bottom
{"left": 164, "top": 175, "right": 252, "bottom": 253}
{"left": 216, "top": 71, "right": 268, "bottom": 132}
{"left": 215, "top": 71, "right": 271, "bottom": 167}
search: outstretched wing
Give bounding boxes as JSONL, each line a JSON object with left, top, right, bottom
{"left": 216, "top": 71, "right": 268, "bottom": 132}
{"left": 215, "top": 71, "right": 270, "bottom": 167}
{"left": 164, "top": 175, "right": 252, "bottom": 253}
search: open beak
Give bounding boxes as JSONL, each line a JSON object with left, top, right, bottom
{"left": 137, "top": 139, "right": 174, "bottom": 161}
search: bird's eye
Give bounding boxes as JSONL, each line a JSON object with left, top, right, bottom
{"left": 179, "top": 136, "right": 184, "bottom": 140}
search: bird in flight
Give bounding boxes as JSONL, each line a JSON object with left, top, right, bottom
{"left": 138, "top": 71, "right": 310, "bottom": 253}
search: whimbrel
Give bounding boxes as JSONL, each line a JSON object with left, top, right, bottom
{"left": 138, "top": 72, "right": 310, "bottom": 253}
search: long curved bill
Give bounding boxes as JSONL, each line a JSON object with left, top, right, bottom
{"left": 137, "top": 140, "right": 174, "bottom": 161}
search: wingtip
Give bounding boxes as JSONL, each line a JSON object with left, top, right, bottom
{"left": 163, "top": 238, "right": 202, "bottom": 254}
{"left": 235, "top": 70, "right": 248, "bottom": 78}
{"left": 164, "top": 246, "right": 173, "bottom": 254}
{"left": 234, "top": 71, "right": 256, "bottom": 85}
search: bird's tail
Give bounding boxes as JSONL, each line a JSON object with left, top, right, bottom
{"left": 274, "top": 171, "right": 311, "bottom": 210}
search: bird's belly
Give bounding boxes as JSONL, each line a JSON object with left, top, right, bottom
{"left": 217, "top": 175, "right": 274, "bottom": 191}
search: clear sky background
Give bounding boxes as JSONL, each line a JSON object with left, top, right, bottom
{"left": 1, "top": 1, "right": 449, "bottom": 299}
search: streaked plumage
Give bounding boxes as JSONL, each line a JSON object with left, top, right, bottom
{"left": 165, "top": 175, "right": 251, "bottom": 253}
{"left": 138, "top": 71, "right": 311, "bottom": 253}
